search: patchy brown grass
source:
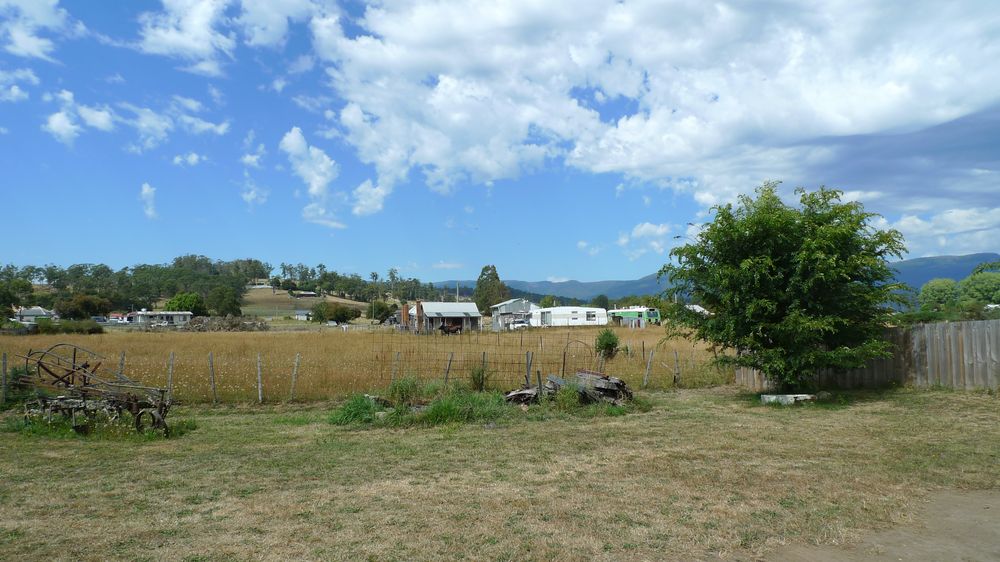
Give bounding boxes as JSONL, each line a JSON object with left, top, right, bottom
{"left": 1, "top": 326, "right": 720, "bottom": 403}
{"left": 0, "top": 387, "right": 997, "bottom": 561}
{"left": 234, "top": 287, "right": 368, "bottom": 318}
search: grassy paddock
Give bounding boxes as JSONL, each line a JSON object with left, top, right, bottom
{"left": 0, "top": 326, "right": 724, "bottom": 403}
{"left": 0, "top": 387, "right": 997, "bottom": 560}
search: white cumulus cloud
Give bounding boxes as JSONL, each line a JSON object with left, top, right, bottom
{"left": 0, "top": 67, "right": 37, "bottom": 102}
{"left": 139, "top": 182, "right": 157, "bottom": 219}
{"left": 137, "top": 0, "right": 235, "bottom": 76}
{"left": 172, "top": 152, "right": 205, "bottom": 166}
{"left": 41, "top": 110, "right": 79, "bottom": 144}
{"left": 0, "top": 0, "right": 70, "bottom": 61}
{"left": 280, "top": 126, "right": 344, "bottom": 228}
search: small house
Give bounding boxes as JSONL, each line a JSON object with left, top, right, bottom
{"left": 14, "top": 306, "right": 57, "bottom": 323}
{"left": 402, "top": 301, "right": 481, "bottom": 333}
{"left": 490, "top": 298, "right": 538, "bottom": 331}
{"left": 125, "top": 310, "right": 194, "bottom": 327}
{"left": 294, "top": 310, "right": 312, "bottom": 321}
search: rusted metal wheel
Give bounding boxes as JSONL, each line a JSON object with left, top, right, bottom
{"left": 134, "top": 409, "right": 169, "bottom": 436}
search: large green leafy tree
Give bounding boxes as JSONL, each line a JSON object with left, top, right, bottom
{"left": 311, "top": 302, "right": 362, "bottom": 323}
{"left": 473, "top": 265, "right": 510, "bottom": 313}
{"left": 206, "top": 286, "right": 242, "bottom": 316}
{"left": 163, "top": 292, "right": 209, "bottom": 316}
{"left": 918, "top": 278, "right": 960, "bottom": 312}
{"left": 660, "top": 182, "right": 906, "bottom": 391}
{"left": 958, "top": 272, "right": 1000, "bottom": 305}
{"left": 54, "top": 294, "right": 113, "bottom": 319}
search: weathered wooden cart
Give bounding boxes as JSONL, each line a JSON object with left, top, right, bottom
{"left": 16, "top": 343, "right": 172, "bottom": 435}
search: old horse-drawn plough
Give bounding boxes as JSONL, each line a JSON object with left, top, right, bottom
{"left": 15, "top": 343, "right": 172, "bottom": 435}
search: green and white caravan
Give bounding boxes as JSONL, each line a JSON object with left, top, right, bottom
{"left": 607, "top": 306, "right": 661, "bottom": 327}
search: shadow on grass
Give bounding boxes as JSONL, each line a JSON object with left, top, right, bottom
{"left": 732, "top": 385, "right": 919, "bottom": 411}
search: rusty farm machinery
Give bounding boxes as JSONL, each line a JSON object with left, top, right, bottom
{"left": 15, "top": 343, "right": 173, "bottom": 435}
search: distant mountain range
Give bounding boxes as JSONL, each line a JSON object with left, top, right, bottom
{"left": 435, "top": 253, "right": 999, "bottom": 302}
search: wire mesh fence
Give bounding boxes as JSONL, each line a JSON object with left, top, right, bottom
{"left": 1, "top": 327, "right": 729, "bottom": 404}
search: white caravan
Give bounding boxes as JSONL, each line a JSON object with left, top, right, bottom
{"left": 529, "top": 306, "right": 608, "bottom": 327}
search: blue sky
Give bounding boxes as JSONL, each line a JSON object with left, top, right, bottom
{"left": 1, "top": 1, "right": 998, "bottom": 282}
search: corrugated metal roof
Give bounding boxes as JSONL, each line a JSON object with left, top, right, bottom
{"left": 409, "top": 302, "right": 482, "bottom": 317}
{"left": 491, "top": 298, "right": 520, "bottom": 309}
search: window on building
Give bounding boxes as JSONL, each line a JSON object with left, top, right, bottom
{"left": 586, "top": 311, "right": 596, "bottom": 321}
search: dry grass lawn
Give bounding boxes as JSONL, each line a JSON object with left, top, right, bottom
{"left": 1, "top": 386, "right": 997, "bottom": 561}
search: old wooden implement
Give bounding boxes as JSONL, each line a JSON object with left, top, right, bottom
{"left": 16, "top": 343, "right": 172, "bottom": 435}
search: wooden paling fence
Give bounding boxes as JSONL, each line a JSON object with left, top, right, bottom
{"left": 736, "top": 319, "right": 1000, "bottom": 392}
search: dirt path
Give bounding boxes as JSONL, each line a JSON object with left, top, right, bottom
{"left": 767, "top": 490, "right": 1000, "bottom": 561}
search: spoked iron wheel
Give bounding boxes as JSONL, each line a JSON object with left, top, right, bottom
{"left": 134, "top": 409, "right": 170, "bottom": 437}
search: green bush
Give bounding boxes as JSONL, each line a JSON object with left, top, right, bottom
{"left": 595, "top": 328, "right": 620, "bottom": 359}
{"left": 1, "top": 367, "right": 35, "bottom": 409}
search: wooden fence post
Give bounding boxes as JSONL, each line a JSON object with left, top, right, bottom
{"left": 444, "top": 352, "right": 454, "bottom": 384}
{"left": 117, "top": 351, "right": 126, "bottom": 379}
{"left": 289, "top": 353, "right": 301, "bottom": 402}
{"left": 536, "top": 370, "right": 543, "bottom": 395}
{"left": 643, "top": 350, "right": 655, "bottom": 388}
{"left": 481, "top": 351, "right": 487, "bottom": 370}
{"left": 208, "top": 351, "right": 218, "bottom": 405}
{"left": 391, "top": 351, "right": 401, "bottom": 384}
{"left": 167, "top": 352, "right": 175, "bottom": 400}
{"left": 673, "top": 350, "right": 680, "bottom": 387}
{"left": 524, "top": 351, "right": 533, "bottom": 387}
{"left": 256, "top": 352, "right": 264, "bottom": 404}
{"left": 561, "top": 350, "right": 567, "bottom": 377}
{"left": 1, "top": 352, "right": 7, "bottom": 407}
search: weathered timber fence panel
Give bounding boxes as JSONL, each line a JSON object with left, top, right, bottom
{"left": 735, "top": 319, "right": 1000, "bottom": 392}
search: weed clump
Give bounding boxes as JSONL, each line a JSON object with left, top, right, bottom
{"left": 469, "top": 365, "right": 489, "bottom": 392}
{"left": 595, "top": 328, "right": 620, "bottom": 359}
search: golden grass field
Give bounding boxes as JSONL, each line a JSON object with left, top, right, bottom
{"left": 1, "top": 326, "right": 722, "bottom": 403}
{"left": 1, "top": 387, "right": 998, "bottom": 560}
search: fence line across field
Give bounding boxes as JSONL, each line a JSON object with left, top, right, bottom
{"left": 1, "top": 330, "right": 723, "bottom": 405}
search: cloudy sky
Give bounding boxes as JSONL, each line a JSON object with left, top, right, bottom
{"left": 1, "top": 1, "right": 998, "bottom": 281}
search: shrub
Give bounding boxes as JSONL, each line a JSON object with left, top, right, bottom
{"left": 595, "top": 328, "right": 620, "bottom": 359}
{"left": 1, "top": 367, "right": 34, "bottom": 410}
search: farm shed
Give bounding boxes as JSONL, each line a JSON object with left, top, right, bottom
{"left": 402, "top": 301, "right": 481, "bottom": 333}
{"left": 529, "top": 306, "right": 608, "bottom": 327}
{"left": 490, "top": 298, "right": 538, "bottom": 331}
{"left": 294, "top": 310, "right": 312, "bottom": 321}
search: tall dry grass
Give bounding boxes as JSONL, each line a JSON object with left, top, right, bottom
{"left": 1, "top": 326, "right": 726, "bottom": 402}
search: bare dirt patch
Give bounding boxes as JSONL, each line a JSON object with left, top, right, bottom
{"left": 767, "top": 489, "right": 1000, "bottom": 561}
